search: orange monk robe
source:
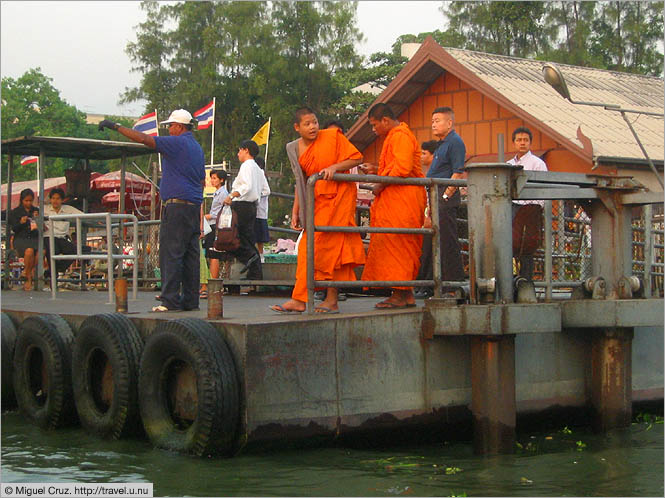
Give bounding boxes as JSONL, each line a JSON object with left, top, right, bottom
{"left": 292, "top": 128, "right": 366, "bottom": 302}
{"left": 362, "top": 122, "right": 426, "bottom": 289}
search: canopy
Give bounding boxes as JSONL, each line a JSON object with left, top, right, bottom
{"left": 1, "top": 136, "right": 154, "bottom": 160}
{"left": 91, "top": 171, "right": 152, "bottom": 192}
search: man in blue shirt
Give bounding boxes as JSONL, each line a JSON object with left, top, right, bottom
{"left": 415, "top": 106, "right": 466, "bottom": 298}
{"left": 99, "top": 109, "right": 205, "bottom": 311}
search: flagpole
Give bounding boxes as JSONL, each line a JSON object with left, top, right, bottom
{"left": 210, "top": 97, "right": 216, "bottom": 166}
{"left": 264, "top": 117, "right": 271, "bottom": 167}
{"left": 155, "top": 109, "right": 162, "bottom": 172}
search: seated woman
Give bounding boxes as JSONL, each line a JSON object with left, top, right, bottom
{"left": 8, "top": 189, "right": 39, "bottom": 291}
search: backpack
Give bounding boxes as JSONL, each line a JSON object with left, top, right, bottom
{"left": 213, "top": 205, "right": 241, "bottom": 252}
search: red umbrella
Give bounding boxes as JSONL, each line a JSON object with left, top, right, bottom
{"left": 101, "top": 191, "right": 158, "bottom": 214}
{"left": 91, "top": 171, "right": 152, "bottom": 192}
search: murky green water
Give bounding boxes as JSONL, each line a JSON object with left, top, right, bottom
{"left": 1, "top": 410, "right": 663, "bottom": 497}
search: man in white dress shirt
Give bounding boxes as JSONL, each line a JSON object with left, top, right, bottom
{"left": 507, "top": 127, "right": 548, "bottom": 279}
{"left": 223, "top": 139, "right": 270, "bottom": 280}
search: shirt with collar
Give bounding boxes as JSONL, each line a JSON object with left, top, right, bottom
{"left": 231, "top": 159, "right": 271, "bottom": 203}
{"left": 426, "top": 130, "right": 466, "bottom": 179}
{"left": 507, "top": 150, "right": 547, "bottom": 205}
{"left": 208, "top": 185, "right": 229, "bottom": 225}
{"left": 44, "top": 204, "right": 83, "bottom": 238}
{"left": 154, "top": 131, "right": 205, "bottom": 204}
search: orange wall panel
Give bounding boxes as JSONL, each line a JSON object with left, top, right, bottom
{"left": 423, "top": 95, "right": 437, "bottom": 120}
{"left": 437, "top": 93, "right": 452, "bottom": 108}
{"left": 458, "top": 123, "right": 476, "bottom": 156}
{"left": 541, "top": 134, "right": 558, "bottom": 149}
{"left": 468, "top": 90, "right": 483, "bottom": 122}
{"left": 410, "top": 96, "right": 424, "bottom": 128}
{"left": 543, "top": 149, "right": 596, "bottom": 174}
{"left": 490, "top": 120, "right": 508, "bottom": 154}
{"left": 430, "top": 75, "right": 444, "bottom": 94}
{"left": 499, "top": 106, "right": 514, "bottom": 119}
{"left": 416, "top": 128, "right": 431, "bottom": 144}
{"left": 453, "top": 91, "right": 468, "bottom": 122}
{"left": 445, "top": 73, "right": 460, "bottom": 92}
{"left": 483, "top": 96, "right": 498, "bottom": 120}
{"left": 476, "top": 122, "right": 491, "bottom": 154}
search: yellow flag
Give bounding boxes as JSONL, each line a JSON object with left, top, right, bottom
{"left": 251, "top": 119, "right": 270, "bottom": 145}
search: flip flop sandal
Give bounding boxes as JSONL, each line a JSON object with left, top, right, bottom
{"left": 151, "top": 305, "right": 181, "bottom": 313}
{"left": 314, "top": 306, "right": 340, "bottom": 314}
{"left": 375, "top": 301, "right": 407, "bottom": 309}
{"left": 269, "top": 304, "right": 303, "bottom": 314}
{"left": 199, "top": 291, "right": 208, "bottom": 299}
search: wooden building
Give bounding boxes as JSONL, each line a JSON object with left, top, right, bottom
{"left": 347, "top": 37, "right": 664, "bottom": 191}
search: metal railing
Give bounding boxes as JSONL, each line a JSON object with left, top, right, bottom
{"left": 304, "top": 172, "right": 467, "bottom": 314}
{"left": 47, "top": 212, "right": 139, "bottom": 303}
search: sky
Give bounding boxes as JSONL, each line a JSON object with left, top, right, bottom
{"left": 1, "top": 1, "right": 446, "bottom": 117}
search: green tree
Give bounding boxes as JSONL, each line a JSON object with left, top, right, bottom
{"left": 589, "top": 1, "right": 664, "bottom": 76}
{"left": 1, "top": 68, "right": 114, "bottom": 181}
{"left": 542, "top": 2, "right": 599, "bottom": 67}
{"left": 440, "top": 1, "right": 555, "bottom": 58}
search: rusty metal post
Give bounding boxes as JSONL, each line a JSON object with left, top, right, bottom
{"left": 465, "top": 163, "right": 516, "bottom": 304}
{"left": 591, "top": 327, "right": 634, "bottom": 431}
{"left": 305, "top": 175, "right": 317, "bottom": 314}
{"left": 588, "top": 195, "right": 633, "bottom": 299}
{"left": 207, "top": 278, "right": 223, "bottom": 319}
{"left": 115, "top": 278, "right": 128, "bottom": 313}
{"left": 642, "top": 204, "right": 653, "bottom": 297}
{"left": 36, "top": 145, "right": 46, "bottom": 292}
{"left": 4, "top": 154, "right": 13, "bottom": 289}
{"left": 470, "top": 335, "right": 516, "bottom": 454}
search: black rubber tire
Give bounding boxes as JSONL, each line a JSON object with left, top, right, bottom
{"left": 72, "top": 313, "right": 143, "bottom": 439}
{"left": 12, "top": 314, "right": 76, "bottom": 428}
{"left": 2, "top": 313, "right": 18, "bottom": 407}
{"left": 139, "top": 318, "right": 239, "bottom": 456}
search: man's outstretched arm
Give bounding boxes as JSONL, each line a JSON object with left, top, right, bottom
{"left": 99, "top": 119, "right": 157, "bottom": 149}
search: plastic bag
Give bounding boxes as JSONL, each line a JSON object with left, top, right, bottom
{"left": 218, "top": 205, "right": 233, "bottom": 228}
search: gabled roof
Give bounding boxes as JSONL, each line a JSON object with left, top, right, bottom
{"left": 347, "top": 37, "right": 664, "bottom": 165}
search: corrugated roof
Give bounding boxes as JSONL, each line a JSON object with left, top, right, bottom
{"left": 347, "top": 37, "right": 664, "bottom": 165}
{"left": 1, "top": 136, "right": 154, "bottom": 160}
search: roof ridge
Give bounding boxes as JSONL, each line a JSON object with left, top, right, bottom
{"left": 443, "top": 46, "right": 664, "bottom": 82}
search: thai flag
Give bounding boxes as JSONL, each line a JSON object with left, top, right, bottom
{"left": 20, "top": 155, "right": 38, "bottom": 166}
{"left": 133, "top": 111, "right": 158, "bottom": 136}
{"left": 194, "top": 100, "right": 214, "bottom": 129}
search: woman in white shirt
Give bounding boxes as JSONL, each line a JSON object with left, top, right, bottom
{"left": 201, "top": 169, "right": 229, "bottom": 296}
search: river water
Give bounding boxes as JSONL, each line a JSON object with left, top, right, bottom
{"left": 1, "top": 410, "right": 662, "bottom": 497}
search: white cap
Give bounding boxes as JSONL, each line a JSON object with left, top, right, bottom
{"left": 160, "top": 109, "right": 194, "bottom": 125}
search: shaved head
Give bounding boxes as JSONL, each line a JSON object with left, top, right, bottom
{"left": 294, "top": 106, "right": 317, "bottom": 124}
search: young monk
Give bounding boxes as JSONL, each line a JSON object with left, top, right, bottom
{"left": 271, "top": 107, "right": 365, "bottom": 314}
{"left": 360, "top": 103, "right": 427, "bottom": 308}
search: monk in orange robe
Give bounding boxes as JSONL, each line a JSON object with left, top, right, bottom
{"left": 271, "top": 107, "right": 365, "bottom": 314}
{"left": 360, "top": 103, "right": 427, "bottom": 308}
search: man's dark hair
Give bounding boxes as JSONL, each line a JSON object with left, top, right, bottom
{"left": 368, "top": 103, "right": 396, "bottom": 121}
{"left": 239, "top": 139, "right": 260, "bottom": 158}
{"left": 20, "top": 188, "right": 34, "bottom": 202}
{"left": 49, "top": 188, "right": 65, "bottom": 199}
{"left": 294, "top": 107, "right": 317, "bottom": 125}
{"left": 432, "top": 106, "right": 454, "bottom": 120}
{"left": 255, "top": 156, "right": 266, "bottom": 170}
{"left": 323, "top": 120, "right": 345, "bottom": 133}
{"left": 421, "top": 140, "right": 439, "bottom": 155}
{"left": 512, "top": 126, "right": 533, "bottom": 142}
{"left": 210, "top": 169, "right": 228, "bottom": 183}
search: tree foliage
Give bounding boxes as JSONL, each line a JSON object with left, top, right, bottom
{"left": 0, "top": 68, "right": 125, "bottom": 181}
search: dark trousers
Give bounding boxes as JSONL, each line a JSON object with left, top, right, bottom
{"left": 44, "top": 236, "right": 76, "bottom": 274}
{"left": 230, "top": 201, "right": 262, "bottom": 280}
{"left": 512, "top": 204, "right": 535, "bottom": 280}
{"left": 417, "top": 191, "right": 465, "bottom": 292}
{"left": 159, "top": 203, "right": 200, "bottom": 310}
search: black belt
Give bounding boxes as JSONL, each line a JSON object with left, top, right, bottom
{"left": 164, "top": 198, "right": 197, "bottom": 206}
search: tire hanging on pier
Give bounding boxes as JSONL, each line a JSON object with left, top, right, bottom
{"left": 138, "top": 318, "right": 239, "bottom": 457}
{"left": 12, "top": 314, "right": 77, "bottom": 428}
{"left": 72, "top": 313, "right": 143, "bottom": 439}
{"left": 1, "top": 312, "right": 18, "bottom": 407}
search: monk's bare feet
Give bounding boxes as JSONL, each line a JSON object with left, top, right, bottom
{"left": 375, "top": 290, "right": 408, "bottom": 309}
{"left": 270, "top": 299, "right": 305, "bottom": 313}
{"left": 404, "top": 290, "right": 416, "bottom": 307}
{"left": 316, "top": 298, "right": 339, "bottom": 313}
